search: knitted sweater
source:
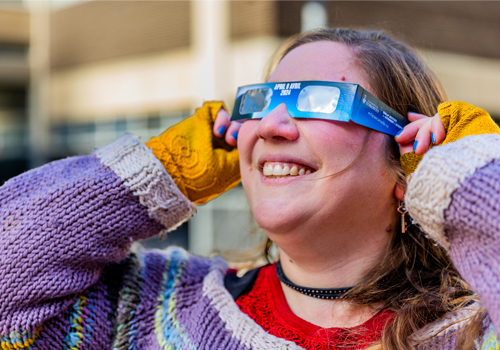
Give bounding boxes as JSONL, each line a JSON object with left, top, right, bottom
{"left": 1, "top": 131, "right": 500, "bottom": 349}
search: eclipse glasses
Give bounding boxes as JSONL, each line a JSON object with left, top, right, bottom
{"left": 231, "top": 81, "right": 408, "bottom": 136}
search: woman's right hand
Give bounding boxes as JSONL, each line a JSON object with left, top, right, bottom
{"left": 395, "top": 112, "right": 446, "bottom": 157}
{"left": 146, "top": 101, "right": 241, "bottom": 205}
{"left": 395, "top": 102, "right": 500, "bottom": 177}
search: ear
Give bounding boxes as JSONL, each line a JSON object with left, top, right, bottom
{"left": 394, "top": 184, "right": 405, "bottom": 201}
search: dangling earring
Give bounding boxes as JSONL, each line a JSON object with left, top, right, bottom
{"left": 397, "top": 201, "right": 408, "bottom": 233}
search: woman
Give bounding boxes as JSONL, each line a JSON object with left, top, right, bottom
{"left": 1, "top": 28, "right": 499, "bottom": 350}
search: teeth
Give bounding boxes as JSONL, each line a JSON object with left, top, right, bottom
{"left": 263, "top": 165, "right": 272, "bottom": 176}
{"left": 273, "top": 164, "right": 282, "bottom": 175}
{"left": 263, "top": 162, "right": 313, "bottom": 177}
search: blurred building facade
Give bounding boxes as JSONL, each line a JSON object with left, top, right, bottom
{"left": 1, "top": 1, "right": 500, "bottom": 255}
{"left": 0, "top": 1, "right": 29, "bottom": 181}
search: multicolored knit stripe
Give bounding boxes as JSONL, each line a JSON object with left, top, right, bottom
{"left": 0, "top": 326, "right": 41, "bottom": 350}
{"left": 175, "top": 255, "right": 251, "bottom": 350}
{"left": 481, "top": 324, "right": 500, "bottom": 350}
{"left": 154, "top": 249, "right": 197, "bottom": 350}
{"left": 63, "top": 293, "right": 96, "bottom": 350}
{"left": 112, "top": 254, "right": 144, "bottom": 350}
{"left": 128, "top": 251, "right": 168, "bottom": 348}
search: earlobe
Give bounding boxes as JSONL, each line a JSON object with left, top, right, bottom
{"left": 394, "top": 184, "right": 405, "bottom": 201}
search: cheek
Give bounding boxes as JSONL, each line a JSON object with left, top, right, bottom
{"left": 237, "top": 121, "right": 258, "bottom": 164}
{"left": 303, "top": 121, "right": 368, "bottom": 169}
{"left": 237, "top": 121, "right": 260, "bottom": 193}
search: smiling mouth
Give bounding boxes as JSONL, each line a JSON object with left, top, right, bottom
{"left": 262, "top": 162, "right": 315, "bottom": 178}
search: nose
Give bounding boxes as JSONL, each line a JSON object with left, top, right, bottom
{"left": 256, "top": 103, "right": 300, "bottom": 142}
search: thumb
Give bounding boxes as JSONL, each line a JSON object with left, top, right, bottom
{"left": 213, "top": 147, "right": 240, "bottom": 176}
{"left": 200, "top": 101, "right": 228, "bottom": 123}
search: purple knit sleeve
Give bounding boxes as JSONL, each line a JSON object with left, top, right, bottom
{"left": 405, "top": 133, "right": 500, "bottom": 333}
{"left": 0, "top": 135, "right": 195, "bottom": 341}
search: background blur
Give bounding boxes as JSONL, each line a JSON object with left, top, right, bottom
{"left": 1, "top": 0, "right": 499, "bottom": 256}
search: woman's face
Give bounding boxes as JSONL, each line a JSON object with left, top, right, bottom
{"left": 238, "top": 41, "right": 397, "bottom": 237}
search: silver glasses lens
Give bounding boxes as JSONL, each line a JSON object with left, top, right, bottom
{"left": 239, "top": 88, "right": 272, "bottom": 114}
{"left": 296, "top": 86, "right": 341, "bottom": 113}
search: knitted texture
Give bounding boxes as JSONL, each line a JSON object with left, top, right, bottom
{"left": 409, "top": 302, "right": 484, "bottom": 349}
{"left": 1, "top": 133, "right": 500, "bottom": 349}
{"left": 405, "top": 134, "right": 500, "bottom": 249}
{"left": 400, "top": 101, "right": 500, "bottom": 177}
{"left": 481, "top": 323, "right": 500, "bottom": 350}
{"left": 202, "top": 258, "right": 301, "bottom": 349}
{"left": 439, "top": 101, "right": 500, "bottom": 145}
{"left": 0, "top": 135, "right": 193, "bottom": 347}
{"left": 400, "top": 152, "right": 422, "bottom": 179}
{"left": 235, "top": 264, "right": 394, "bottom": 349}
{"left": 96, "top": 135, "right": 196, "bottom": 239}
{"left": 445, "top": 159, "right": 500, "bottom": 333}
{"left": 145, "top": 101, "right": 240, "bottom": 205}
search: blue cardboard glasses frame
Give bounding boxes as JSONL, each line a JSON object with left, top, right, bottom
{"left": 230, "top": 81, "right": 408, "bottom": 136}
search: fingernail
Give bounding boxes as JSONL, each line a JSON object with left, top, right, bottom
{"left": 395, "top": 129, "right": 403, "bottom": 137}
{"left": 217, "top": 125, "right": 226, "bottom": 136}
{"left": 231, "top": 131, "right": 238, "bottom": 141}
{"left": 413, "top": 141, "right": 418, "bottom": 153}
{"left": 431, "top": 132, "right": 436, "bottom": 144}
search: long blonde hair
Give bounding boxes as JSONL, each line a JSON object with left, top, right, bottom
{"left": 264, "top": 28, "right": 484, "bottom": 350}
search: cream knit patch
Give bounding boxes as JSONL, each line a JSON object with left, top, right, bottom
{"left": 95, "top": 134, "right": 196, "bottom": 236}
{"left": 202, "top": 258, "right": 304, "bottom": 350}
{"left": 406, "top": 134, "right": 500, "bottom": 250}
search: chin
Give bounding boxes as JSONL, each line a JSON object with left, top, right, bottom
{"left": 251, "top": 199, "right": 306, "bottom": 235}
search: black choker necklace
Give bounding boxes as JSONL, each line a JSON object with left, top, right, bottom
{"left": 275, "top": 261, "right": 354, "bottom": 300}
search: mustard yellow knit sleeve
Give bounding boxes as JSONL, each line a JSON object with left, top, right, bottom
{"left": 145, "top": 101, "right": 240, "bottom": 205}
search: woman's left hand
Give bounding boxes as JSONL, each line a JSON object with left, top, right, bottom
{"left": 395, "top": 112, "right": 446, "bottom": 156}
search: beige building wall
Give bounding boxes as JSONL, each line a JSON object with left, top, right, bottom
{"left": 0, "top": 7, "right": 29, "bottom": 45}
{"left": 49, "top": 1, "right": 282, "bottom": 124}
{"left": 425, "top": 50, "right": 500, "bottom": 117}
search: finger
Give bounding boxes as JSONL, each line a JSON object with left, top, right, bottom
{"left": 413, "top": 119, "right": 433, "bottom": 155}
{"left": 430, "top": 113, "right": 446, "bottom": 145}
{"left": 213, "top": 108, "right": 231, "bottom": 137}
{"left": 398, "top": 142, "right": 415, "bottom": 156}
{"left": 394, "top": 118, "right": 428, "bottom": 144}
{"left": 225, "top": 121, "right": 242, "bottom": 146}
{"left": 407, "top": 111, "right": 429, "bottom": 122}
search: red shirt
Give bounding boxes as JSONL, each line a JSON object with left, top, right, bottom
{"left": 235, "top": 264, "right": 394, "bottom": 349}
